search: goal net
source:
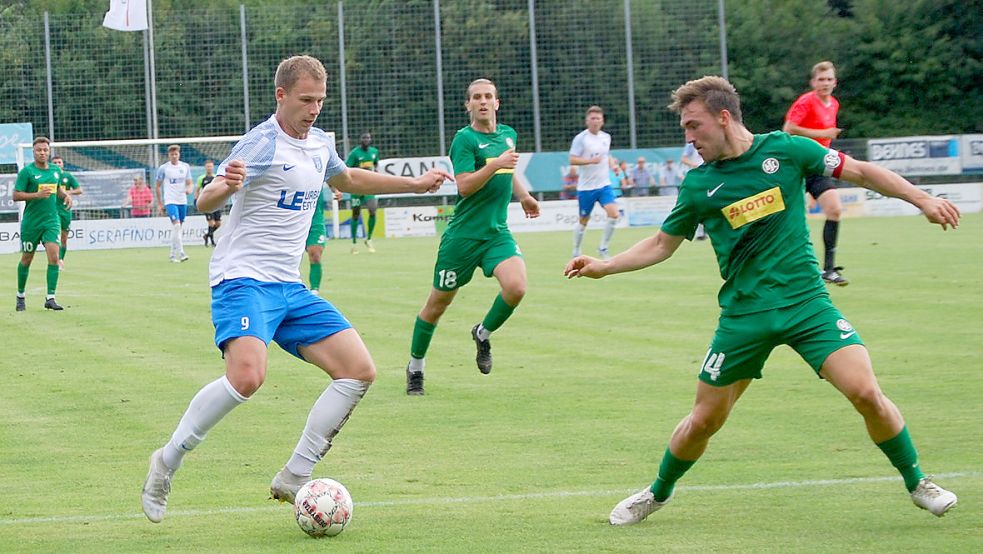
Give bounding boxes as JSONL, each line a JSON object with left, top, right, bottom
{"left": 12, "top": 136, "right": 242, "bottom": 221}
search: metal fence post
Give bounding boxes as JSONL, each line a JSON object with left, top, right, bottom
{"left": 44, "top": 12, "right": 55, "bottom": 140}
{"left": 434, "top": 0, "right": 446, "bottom": 157}
{"left": 718, "top": 0, "right": 729, "bottom": 80}
{"left": 624, "top": 0, "right": 637, "bottom": 149}
{"left": 240, "top": 4, "right": 250, "bottom": 133}
{"left": 338, "top": 1, "right": 350, "bottom": 155}
{"left": 528, "top": 0, "right": 542, "bottom": 152}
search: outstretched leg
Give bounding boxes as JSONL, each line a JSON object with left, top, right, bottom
{"left": 820, "top": 344, "right": 956, "bottom": 516}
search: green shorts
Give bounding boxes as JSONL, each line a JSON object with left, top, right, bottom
{"left": 432, "top": 232, "right": 521, "bottom": 291}
{"left": 21, "top": 221, "right": 61, "bottom": 253}
{"left": 350, "top": 195, "right": 377, "bottom": 209}
{"left": 306, "top": 222, "right": 326, "bottom": 248}
{"left": 698, "top": 294, "right": 864, "bottom": 386}
{"left": 59, "top": 210, "right": 72, "bottom": 231}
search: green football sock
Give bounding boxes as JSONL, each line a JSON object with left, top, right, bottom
{"left": 410, "top": 316, "right": 437, "bottom": 360}
{"left": 350, "top": 215, "right": 358, "bottom": 243}
{"left": 59, "top": 245, "right": 67, "bottom": 260}
{"left": 46, "top": 264, "right": 59, "bottom": 295}
{"left": 649, "top": 448, "right": 697, "bottom": 501}
{"left": 481, "top": 293, "right": 516, "bottom": 332}
{"left": 367, "top": 214, "right": 377, "bottom": 240}
{"left": 876, "top": 426, "right": 925, "bottom": 492}
{"left": 309, "top": 262, "right": 322, "bottom": 290}
{"left": 17, "top": 262, "right": 29, "bottom": 294}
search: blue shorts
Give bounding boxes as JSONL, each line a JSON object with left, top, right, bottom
{"left": 577, "top": 186, "right": 617, "bottom": 217}
{"left": 165, "top": 204, "right": 188, "bottom": 223}
{"left": 211, "top": 278, "right": 352, "bottom": 359}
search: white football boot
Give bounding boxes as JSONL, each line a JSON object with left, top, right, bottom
{"left": 609, "top": 489, "right": 672, "bottom": 525}
{"left": 141, "top": 448, "right": 175, "bottom": 523}
{"left": 910, "top": 477, "right": 957, "bottom": 516}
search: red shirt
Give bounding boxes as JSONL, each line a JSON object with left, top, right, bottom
{"left": 129, "top": 185, "right": 154, "bottom": 216}
{"left": 785, "top": 90, "right": 839, "bottom": 148}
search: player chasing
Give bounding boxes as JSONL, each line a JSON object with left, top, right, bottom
{"left": 564, "top": 76, "right": 960, "bottom": 526}
{"left": 404, "top": 78, "right": 539, "bottom": 396}
{"left": 155, "top": 144, "right": 193, "bottom": 262}
{"left": 50, "top": 155, "right": 82, "bottom": 269}
{"left": 784, "top": 61, "right": 848, "bottom": 285}
{"left": 13, "top": 137, "right": 71, "bottom": 311}
{"left": 141, "top": 55, "right": 450, "bottom": 524}
{"left": 569, "top": 105, "right": 619, "bottom": 259}
{"left": 345, "top": 132, "right": 380, "bottom": 253}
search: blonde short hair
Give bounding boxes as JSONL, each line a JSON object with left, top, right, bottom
{"left": 811, "top": 61, "right": 836, "bottom": 78}
{"left": 275, "top": 55, "right": 327, "bottom": 91}
{"left": 667, "top": 76, "right": 742, "bottom": 123}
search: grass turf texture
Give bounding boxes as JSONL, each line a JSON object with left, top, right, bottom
{"left": 1, "top": 214, "right": 980, "bottom": 552}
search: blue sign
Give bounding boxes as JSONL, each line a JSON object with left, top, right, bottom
{"left": 0, "top": 123, "right": 35, "bottom": 164}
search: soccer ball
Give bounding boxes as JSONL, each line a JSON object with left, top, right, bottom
{"left": 293, "top": 478, "right": 353, "bottom": 537}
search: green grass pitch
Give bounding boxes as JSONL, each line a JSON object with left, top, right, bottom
{"left": 1, "top": 214, "right": 980, "bottom": 552}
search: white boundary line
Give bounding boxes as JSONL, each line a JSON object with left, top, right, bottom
{"left": 1, "top": 471, "right": 977, "bottom": 527}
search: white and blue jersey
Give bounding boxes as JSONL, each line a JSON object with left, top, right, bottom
{"left": 569, "top": 129, "right": 611, "bottom": 191}
{"left": 156, "top": 161, "right": 192, "bottom": 206}
{"left": 209, "top": 115, "right": 346, "bottom": 287}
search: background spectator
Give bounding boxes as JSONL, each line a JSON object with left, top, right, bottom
{"left": 560, "top": 166, "right": 578, "bottom": 200}
{"left": 629, "top": 156, "right": 655, "bottom": 196}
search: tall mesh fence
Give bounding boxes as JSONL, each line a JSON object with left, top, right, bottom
{"left": 1, "top": 0, "right": 722, "bottom": 159}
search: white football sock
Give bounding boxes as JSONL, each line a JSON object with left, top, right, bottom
{"left": 572, "top": 222, "right": 587, "bottom": 255}
{"left": 285, "top": 379, "right": 371, "bottom": 478}
{"left": 408, "top": 357, "right": 425, "bottom": 373}
{"left": 162, "top": 375, "right": 247, "bottom": 470}
{"left": 171, "top": 222, "right": 182, "bottom": 257}
{"left": 600, "top": 217, "right": 618, "bottom": 250}
{"left": 476, "top": 324, "right": 491, "bottom": 341}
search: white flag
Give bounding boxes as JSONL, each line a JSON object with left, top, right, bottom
{"left": 102, "top": 0, "right": 148, "bottom": 32}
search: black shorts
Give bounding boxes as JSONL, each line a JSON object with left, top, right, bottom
{"left": 805, "top": 175, "right": 838, "bottom": 199}
{"left": 204, "top": 210, "right": 223, "bottom": 222}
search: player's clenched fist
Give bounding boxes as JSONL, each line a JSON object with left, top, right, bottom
{"left": 224, "top": 159, "right": 247, "bottom": 191}
{"left": 494, "top": 149, "right": 519, "bottom": 170}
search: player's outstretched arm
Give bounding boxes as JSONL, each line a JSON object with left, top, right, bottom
{"left": 331, "top": 167, "right": 451, "bottom": 196}
{"left": 564, "top": 230, "right": 684, "bottom": 279}
{"left": 838, "top": 156, "right": 960, "bottom": 230}
{"left": 198, "top": 160, "right": 246, "bottom": 213}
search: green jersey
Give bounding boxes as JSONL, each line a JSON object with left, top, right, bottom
{"left": 661, "top": 131, "right": 845, "bottom": 316}
{"left": 197, "top": 173, "right": 216, "bottom": 190}
{"left": 445, "top": 124, "right": 517, "bottom": 240}
{"left": 345, "top": 146, "right": 380, "bottom": 170}
{"left": 310, "top": 188, "right": 327, "bottom": 230}
{"left": 56, "top": 169, "right": 80, "bottom": 216}
{"left": 15, "top": 162, "right": 62, "bottom": 228}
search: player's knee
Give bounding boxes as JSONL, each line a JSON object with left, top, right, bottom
{"left": 502, "top": 282, "right": 526, "bottom": 305}
{"left": 845, "top": 385, "right": 886, "bottom": 415}
{"left": 686, "top": 411, "right": 727, "bottom": 440}
{"left": 824, "top": 205, "right": 842, "bottom": 220}
{"left": 227, "top": 364, "right": 266, "bottom": 397}
{"left": 333, "top": 358, "right": 376, "bottom": 382}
